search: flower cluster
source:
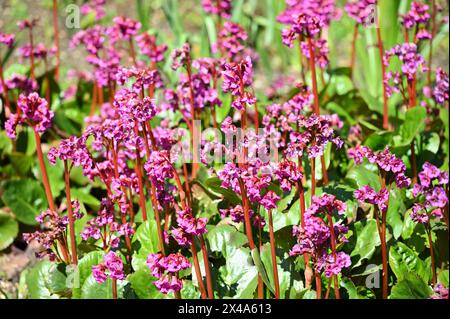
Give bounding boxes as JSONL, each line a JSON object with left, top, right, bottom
{"left": 215, "top": 22, "right": 248, "bottom": 60}
{"left": 0, "top": 32, "right": 15, "bottom": 48}
{"left": 23, "top": 201, "right": 83, "bottom": 261}
{"left": 282, "top": 13, "right": 324, "bottom": 48}
{"left": 410, "top": 162, "right": 448, "bottom": 224}
{"left": 290, "top": 194, "right": 350, "bottom": 277}
{"left": 383, "top": 43, "right": 427, "bottom": 97}
{"left": 345, "top": 0, "right": 377, "bottom": 26}
{"left": 354, "top": 186, "right": 389, "bottom": 212}
{"left": 81, "top": 0, "right": 106, "bottom": 21}
{"left": 300, "top": 38, "right": 329, "bottom": 69}
{"left": 400, "top": 2, "right": 430, "bottom": 30}
{"left": 202, "top": 0, "right": 232, "bottom": 19}
{"left": 136, "top": 33, "right": 168, "bottom": 63}
{"left": 147, "top": 252, "right": 190, "bottom": 294}
{"left": 172, "top": 208, "right": 208, "bottom": 247}
{"left": 277, "top": 0, "right": 341, "bottom": 27}
{"left": 5, "top": 92, "right": 54, "bottom": 139}
{"left": 81, "top": 199, "right": 134, "bottom": 248}
{"left": 92, "top": 251, "right": 125, "bottom": 283}
{"left": 348, "top": 146, "right": 411, "bottom": 188}
{"left": 222, "top": 56, "right": 255, "bottom": 110}
{"left": 286, "top": 114, "right": 343, "bottom": 159}
{"left": 434, "top": 68, "right": 449, "bottom": 104}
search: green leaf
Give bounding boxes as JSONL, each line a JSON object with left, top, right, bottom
{"left": 389, "top": 242, "right": 430, "bottom": 283}
{"left": 26, "top": 261, "right": 68, "bottom": 299}
{"left": 345, "top": 164, "right": 381, "bottom": 191}
{"left": 251, "top": 247, "right": 275, "bottom": 295}
{"left": 389, "top": 272, "right": 432, "bottom": 299}
{"left": 386, "top": 186, "right": 406, "bottom": 240}
{"left": 350, "top": 219, "right": 381, "bottom": 268}
{"left": 71, "top": 187, "right": 100, "bottom": 210}
{"left": 221, "top": 247, "right": 259, "bottom": 298}
{"left": 206, "top": 224, "right": 247, "bottom": 258}
{"left": 132, "top": 220, "right": 161, "bottom": 271}
{"left": 399, "top": 107, "right": 427, "bottom": 145}
{"left": 204, "top": 177, "right": 241, "bottom": 205}
{"left": 0, "top": 210, "right": 19, "bottom": 251}
{"left": 81, "top": 275, "right": 126, "bottom": 299}
{"left": 2, "top": 179, "right": 47, "bottom": 225}
{"left": 72, "top": 250, "right": 105, "bottom": 299}
{"left": 128, "top": 268, "right": 165, "bottom": 299}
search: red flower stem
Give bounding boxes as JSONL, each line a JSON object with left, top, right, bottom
{"left": 428, "top": 0, "right": 437, "bottom": 85}
{"left": 34, "top": 129, "right": 56, "bottom": 211}
{"left": 426, "top": 222, "right": 437, "bottom": 286}
{"left": 325, "top": 277, "right": 332, "bottom": 299}
{"left": 200, "top": 235, "right": 214, "bottom": 299}
{"left": 307, "top": 37, "right": 320, "bottom": 115}
{"left": 63, "top": 161, "right": 78, "bottom": 265}
{"left": 257, "top": 225, "right": 264, "bottom": 299}
{"left": 133, "top": 125, "right": 148, "bottom": 221}
{"left": 90, "top": 81, "right": 98, "bottom": 116}
{"left": 52, "top": 0, "right": 60, "bottom": 81}
{"left": 111, "top": 146, "right": 133, "bottom": 255}
{"left": 0, "top": 60, "right": 11, "bottom": 116}
{"left": 129, "top": 39, "right": 137, "bottom": 67}
{"left": 307, "top": 38, "right": 328, "bottom": 184}
{"left": 98, "top": 85, "right": 104, "bottom": 105}
{"left": 298, "top": 37, "right": 306, "bottom": 83}
{"left": 376, "top": 174, "right": 389, "bottom": 299}
{"left": 326, "top": 213, "right": 340, "bottom": 299}
{"left": 190, "top": 236, "right": 208, "bottom": 299}
{"left": 310, "top": 158, "right": 316, "bottom": 201}
{"left": 28, "top": 28, "right": 35, "bottom": 81}
{"left": 408, "top": 79, "right": 418, "bottom": 184}
{"left": 182, "top": 162, "right": 192, "bottom": 206}
{"left": 238, "top": 178, "right": 256, "bottom": 250}
{"left": 376, "top": 17, "right": 389, "bottom": 130}
{"left": 186, "top": 55, "right": 199, "bottom": 179}
{"left": 297, "top": 180, "right": 313, "bottom": 287}
{"left": 350, "top": 24, "right": 358, "bottom": 80}
{"left": 315, "top": 270, "right": 322, "bottom": 299}
{"left": 254, "top": 100, "right": 260, "bottom": 135}
{"left": 268, "top": 209, "right": 280, "bottom": 299}
{"left": 44, "top": 58, "right": 51, "bottom": 104}
{"left": 112, "top": 278, "right": 117, "bottom": 300}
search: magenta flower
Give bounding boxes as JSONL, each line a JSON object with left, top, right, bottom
{"left": 410, "top": 162, "right": 448, "bottom": 224}
{"left": 434, "top": 68, "right": 449, "bottom": 104}
{"left": 345, "top": 0, "right": 377, "bottom": 25}
{"left": 215, "top": 22, "right": 248, "bottom": 60}
{"left": 111, "top": 16, "right": 141, "bottom": 40}
{"left": 92, "top": 251, "right": 125, "bottom": 283}
{"left": 0, "top": 32, "right": 15, "bottom": 48}
{"left": 136, "top": 33, "right": 168, "bottom": 63}
{"left": 400, "top": 2, "right": 430, "bottom": 30}
{"left": 202, "top": 0, "right": 232, "bottom": 19}
{"left": 5, "top": 93, "right": 54, "bottom": 139}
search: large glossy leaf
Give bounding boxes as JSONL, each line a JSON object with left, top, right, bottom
{"left": 350, "top": 219, "right": 381, "bottom": 268}
{"left": 128, "top": 268, "right": 165, "bottom": 299}
{"left": 206, "top": 224, "right": 247, "bottom": 258}
{"left": 2, "top": 179, "right": 47, "bottom": 225}
{"left": 220, "top": 247, "right": 259, "bottom": 298}
{"left": 132, "top": 220, "right": 161, "bottom": 271}
{"left": 72, "top": 250, "right": 104, "bottom": 299}
{"left": 389, "top": 272, "right": 432, "bottom": 299}
{"left": 26, "top": 261, "right": 68, "bottom": 299}
{"left": 0, "top": 210, "right": 18, "bottom": 251}
{"left": 398, "top": 107, "right": 427, "bottom": 146}
{"left": 389, "top": 242, "right": 430, "bottom": 283}
{"left": 81, "top": 275, "right": 127, "bottom": 299}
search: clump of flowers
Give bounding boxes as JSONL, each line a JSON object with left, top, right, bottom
{"left": 5, "top": 92, "right": 54, "bottom": 139}
{"left": 147, "top": 252, "right": 190, "bottom": 294}
{"left": 92, "top": 251, "right": 125, "bottom": 283}
{"left": 290, "top": 194, "right": 350, "bottom": 284}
